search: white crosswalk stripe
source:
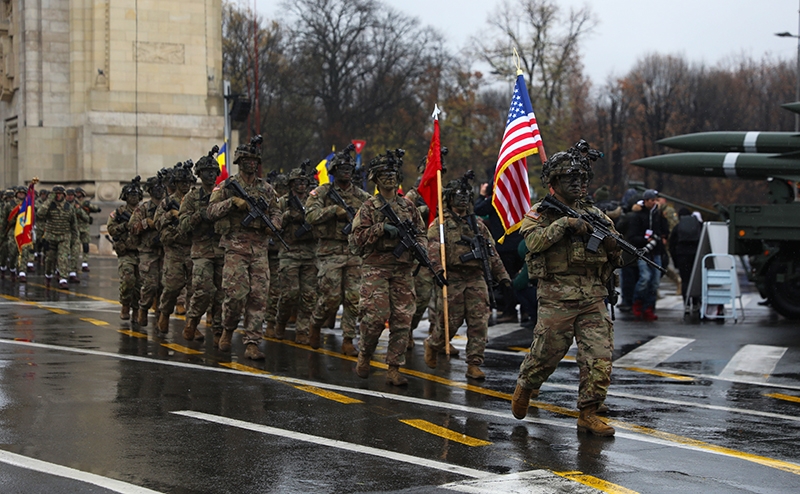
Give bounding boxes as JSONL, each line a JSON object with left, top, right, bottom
{"left": 614, "top": 336, "right": 695, "bottom": 367}
{"left": 718, "top": 344, "right": 788, "bottom": 383}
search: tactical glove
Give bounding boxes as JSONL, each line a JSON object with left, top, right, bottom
{"left": 567, "top": 217, "right": 592, "bottom": 236}
{"left": 232, "top": 196, "right": 248, "bottom": 211}
{"left": 335, "top": 206, "right": 349, "bottom": 220}
{"left": 383, "top": 223, "right": 399, "bottom": 239}
{"left": 603, "top": 235, "right": 618, "bottom": 252}
{"left": 434, "top": 270, "right": 448, "bottom": 288}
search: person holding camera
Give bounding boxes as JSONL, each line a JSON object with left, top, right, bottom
{"left": 627, "top": 189, "right": 670, "bottom": 321}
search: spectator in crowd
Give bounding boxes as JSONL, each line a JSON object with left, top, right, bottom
{"left": 669, "top": 207, "right": 702, "bottom": 305}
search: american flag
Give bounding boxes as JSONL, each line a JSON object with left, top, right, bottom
{"left": 492, "top": 73, "right": 544, "bottom": 241}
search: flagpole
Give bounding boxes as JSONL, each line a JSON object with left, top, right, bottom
{"left": 436, "top": 167, "right": 450, "bottom": 356}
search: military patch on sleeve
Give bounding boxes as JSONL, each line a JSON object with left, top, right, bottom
{"left": 212, "top": 185, "right": 221, "bottom": 192}
{"left": 526, "top": 210, "right": 541, "bottom": 220}
{"left": 310, "top": 188, "right": 318, "bottom": 196}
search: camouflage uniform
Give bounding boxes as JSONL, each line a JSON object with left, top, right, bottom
{"left": 403, "top": 187, "right": 435, "bottom": 340}
{"left": 0, "top": 191, "right": 9, "bottom": 276}
{"left": 351, "top": 150, "right": 430, "bottom": 384}
{"left": 305, "top": 172, "right": 371, "bottom": 348}
{"left": 129, "top": 177, "right": 165, "bottom": 327}
{"left": 180, "top": 153, "right": 224, "bottom": 342}
{"left": 76, "top": 188, "right": 101, "bottom": 271}
{"left": 107, "top": 179, "right": 143, "bottom": 317}
{"left": 4, "top": 190, "right": 23, "bottom": 276}
{"left": 264, "top": 173, "right": 289, "bottom": 334}
{"left": 38, "top": 187, "right": 78, "bottom": 287}
{"left": 66, "top": 191, "right": 89, "bottom": 280}
{"left": 155, "top": 163, "right": 194, "bottom": 333}
{"left": 424, "top": 205, "right": 510, "bottom": 377}
{"left": 511, "top": 141, "right": 623, "bottom": 436}
{"left": 273, "top": 168, "right": 317, "bottom": 343}
{"left": 208, "top": 162, "right": 281, "bottom": 357}
{"left": 10, "top": 188, "right": 36, "bottom": 280}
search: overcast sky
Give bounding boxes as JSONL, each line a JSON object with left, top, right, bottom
{"left": 256, "top": 0, "right": 800, "bottom": 84}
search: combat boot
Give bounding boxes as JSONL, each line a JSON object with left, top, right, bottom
{"left": 341, "top": 337, "right": 358, "bottom": 357}
{"left": 157, "top": 313, "right": 170, "bottom": 334}
{"left": 466, "top": 364, "right": 485, "bottom": 380}
{"left": 295, "top": 332, "right": 309, "bottom": 345}
{"left": 423, "top": 340, "right": 437, "bottom": 369}
{"left": 511, "top": 384, "right": 539, "bottom": 419}
{"left": 82, "top": 262, "right": 90, "bottom": 272}
{"left": 120, "top": 305, "right": 131, "bottom": 320}
{"left": 577, "top": 405, "right": 615, "bottom": 436}
{"left": 175, "top": 302, "right": 186, "bottom": 315}
{"left": 356, "top": 353, "right": 371, "bottom": 378}
{"left": 263, "top": 321, "right": 277, "bottom": 339}
{"left": 439, "top": 343, "right": 459, "bottom": 357}
{"left": 218, "top": 330, "right": 233, "bottom": 351}
{"left": 137, "top": 308, "right": 149, "bottom": 327}
{"left": 386, "top": 365, "right": 408, "bottom": 386}
{"left": 244, "top": 343, "right": 265, "bottom": 360}
{"left": 17, "top": 272, "right": 26, "bottom": 283}
{"left": 213, "top": 331, "right": 223, "bottom": 348}
{"left": 274, "top": 321, "right": 286, "bottom": 340}
{"left": 308, "top": 321, "right": 322, "bottom": 349}
{"left": 59, "top": 279, "right": 68, "bottom": 289}
{"left": 68, "top": 272, "right": 79, "bottom": 283}
{"left": 183, "top": 317, "right": 200, "bottom": 341}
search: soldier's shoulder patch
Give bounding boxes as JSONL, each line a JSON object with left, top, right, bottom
{"left": 212, "top": 185, "right": 221, "bottom": 192}
{"left": 109, "top": 211, "right": 115, "bottom": 218}
{"left": 526, "top": 209, "right": 542, "bottom": 220}
{"left": 309, "top": 188, "right": 318, "bottom": 196}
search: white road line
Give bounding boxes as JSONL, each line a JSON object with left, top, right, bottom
{"left": 0, "top": 449, "right": 162, "bottom": 494}
{"left": 172, "top": 410, "right": 493, "bottom": 479}
{"left": 440, "top": 470, "right": 601, "bottom": 494}
{"left": 614, "top": 336, "right": 695, "bottom": 367}
{"left": 719, "top": 344, "right": 788, "bottom": 383}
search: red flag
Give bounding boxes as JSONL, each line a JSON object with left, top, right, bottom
{"left": 418, "top": 114, "right": 442, "bottom": 226}
{"left": 492, "top": 73, "right": 544, "bottom": 242}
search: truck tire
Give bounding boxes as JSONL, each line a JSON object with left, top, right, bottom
{"left": 765, "top": 257, "right": 800, "bottom": 320}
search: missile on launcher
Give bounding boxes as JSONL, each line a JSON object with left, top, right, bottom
{"left": 658, "top": 131, "right": 800, "bottom": 154}
{"left": 631, "top": 152, "right": 800, "bottom": 180}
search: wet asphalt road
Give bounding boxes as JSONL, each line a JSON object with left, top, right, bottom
{"left": 0, "top": 257, "right": 798, "bottom": 493}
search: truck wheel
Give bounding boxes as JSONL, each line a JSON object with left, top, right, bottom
{"left": 765, "top": 258, "right": 800, "bottom": 320}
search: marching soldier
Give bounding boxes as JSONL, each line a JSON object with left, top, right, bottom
{"left": 423, "top": 173, "right": 511, "bottom": 380}
{"left": 65, "top": 188, "right": 89, "bottom": 283}
{"left": 38, "top": 185, "right": 78, "bottom": 289}
{"left": 305, "top": 146, "right": 371, "bottom": 354}
{"left": 155, "top": 162, "right": 195, "bottom": 334}
{"left": 263, "top": 172, "right": 289, "bottom": 337}
{"left": 129, "top": 175, "right": 166, "bottom": 327}
{"left": 207, "top": 136, "right": 281, "bottom": 360}
{"left": 510, "top": 141, "right": 623, "bottom": 436}
{"left": 180, "top": 148, "right": 225, "bottom": 343}
{"left": 75, "top": 187, "right": 101, "bottom": 271}
{"left": 272, "top": 163, "right": 317, "bottom": 344}
{"left": 107, "top": 178, "right": 143, "bottom": 318}
{"left": 0, "top": 189, "right": 10, "bottom": 277}
{"left": 351, "top": 150, "right": 438, "bottom": 385}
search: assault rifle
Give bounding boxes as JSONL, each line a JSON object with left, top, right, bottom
{"left": 288, "top": 194, "right": 313, "bottom": 238}
{"left": 377, "top": 195, "right": 447, "bottom": 287}
{"left": 541, "top": 194, "right": 666, "bottom": 275}
{"left": 225, "top": 179, "right": 290, "bottom": 250}
{"left": 459, "top": 213, "right": 497, "bottom": 309}
{"left": 327, "top": 186, "right": 357, "bottom": 235}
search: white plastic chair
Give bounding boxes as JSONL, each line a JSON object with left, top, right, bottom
{"left": 701, "top": 253, "right": 743, "bottom": 322}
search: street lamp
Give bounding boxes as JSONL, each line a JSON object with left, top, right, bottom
{"left": 777, "top": 21, "right": 800, "bottom": 131}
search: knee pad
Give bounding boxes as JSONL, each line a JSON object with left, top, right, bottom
{"left": 83, "top": 243, "right": 90, "bottom": 254}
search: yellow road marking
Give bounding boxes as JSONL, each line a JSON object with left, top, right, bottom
{"left": 294, "top": 385, "right": 363, "bottom": 404}
{"left": 400, "top": 419, "right": 492, "bottom": 447}
{"left": 618, "top": 366, "right": 694, "bottom": 381}
{"left": 508, "top": 346, "right": 530, "bottom": 353}
{"left": 555, "top": 471, "right": 639, "bottom": 494}
{"left": 1, "top": 294, "right": 70, "bottom": 315}
{"left": 219, "top": 362, "right": 271, "bottom": 375}
{"left": 160, "top": 343, "right": 204, "bottom": 355}
{"left": 42, "top": 307, "right": 70, "bottom": 315}
{"left": 765, "top": 392, "right": 800, "bottom": 404}
{"left": 26, "top": 282, "right": 118, "bottom": 303}
{"left": 80, "top": 318, "right": 109, "bottom": 326}
{"left": 118, "top": 330, "right": 148, "bottom": 338}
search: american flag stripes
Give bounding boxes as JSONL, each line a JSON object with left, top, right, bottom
{"left": 492, "top": 73, "right": 544, "bottom": 240}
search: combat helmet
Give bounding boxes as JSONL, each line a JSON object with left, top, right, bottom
{"left": 233, "top": 135, "right": 262, "bottom": 164}
{"left": 540, "top": 139, "right": 602, "bottom": 186}
{"left": 4, "top": 188, "right": 15, "bottom": 198}
{"left": 51, "top": 185, "right": 66, "bottom": 194}
{"left": 119, "top": 176, "right": 143, "bottom": 200}
{"left": 288, "top": 160, "right": 312, "bottom": 184}
{"left": 442, "top": 170, "right": 476, "bottom": 205}
{"left": 367, "top": 148, "right": 405, "bottom": 183}
{"left": 143, "top": 176, "right": 163, "bottom": 193}
{"left": 74, "top": 186, "right": 86, "bottom": 198}
{"left": 171, "top": 160, "right": 196, "bottom": 184}
{"left": 195, "top": 145, "right": 221, "bottom": 173}
{"left": 328, "top": 144, "right": 356, "bottom": 176}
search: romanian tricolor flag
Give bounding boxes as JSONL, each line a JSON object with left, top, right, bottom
{"left": 315, "top": 152, "right": 335, "bottom": 185}
{"left": 215, "top": 142, "right": 229, "bottom": 184}
{"left": 14, "top": 183, "right": 35, "bottom": 252}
